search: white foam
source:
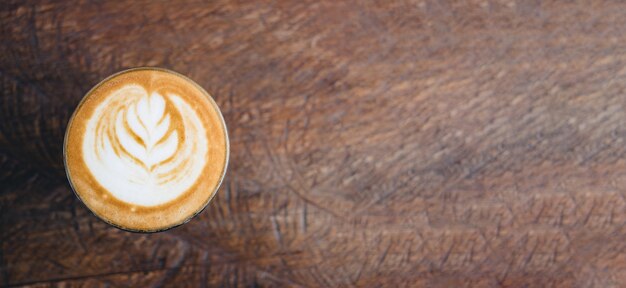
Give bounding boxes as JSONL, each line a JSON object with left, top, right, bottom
{"left": 82, "top": 85, "right": 208, "bottom": 206}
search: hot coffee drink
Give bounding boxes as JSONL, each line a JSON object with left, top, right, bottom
{"left": 64, "top": 68, "right": 229, "bottom": 232}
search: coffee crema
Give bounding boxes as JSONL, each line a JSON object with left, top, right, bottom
{"left": 64, "top": 68, "right": 228, "bottom": 232}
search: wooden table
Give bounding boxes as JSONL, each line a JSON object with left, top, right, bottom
{"left": 3, "top": 1, "right": 626, "bottom": 286}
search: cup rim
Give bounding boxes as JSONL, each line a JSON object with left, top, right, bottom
{"left": 63, "top": 66, "right": 230, "bottom": 233}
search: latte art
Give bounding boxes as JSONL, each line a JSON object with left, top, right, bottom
{"left": 83, "top": 85, "right": 208, "bottom": 206}
{"left": 64, "top": 68, "right": 228, "bottom": 232}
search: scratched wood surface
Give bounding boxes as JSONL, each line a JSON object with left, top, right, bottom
{"left": 3, "top": 0, "right": 626, "bottom": 287}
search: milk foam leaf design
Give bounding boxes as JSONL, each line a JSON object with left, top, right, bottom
{"left": 115, "top": 92, "right": 178, "bottom": 169}
{"left": 83, "top": 84, "right": 209, "bottom": 207}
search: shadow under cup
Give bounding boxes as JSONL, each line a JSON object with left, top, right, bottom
{"left": 63, "top": 67, "right": 229, "bottom": 233}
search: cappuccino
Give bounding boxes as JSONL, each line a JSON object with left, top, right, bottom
{"left": 64, "top": 68, "right": 228, "bottom": 232}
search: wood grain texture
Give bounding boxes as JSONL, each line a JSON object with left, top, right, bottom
{"left": 3, "top": 0, "right": 626, "bottom": 286}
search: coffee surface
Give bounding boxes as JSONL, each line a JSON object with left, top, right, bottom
{"left": 65, "top": 68, "right": 228, "bottom": 232}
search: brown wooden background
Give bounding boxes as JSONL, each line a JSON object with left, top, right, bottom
{"left": 3, "top": 0, "right": 626, "bottom": 287}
